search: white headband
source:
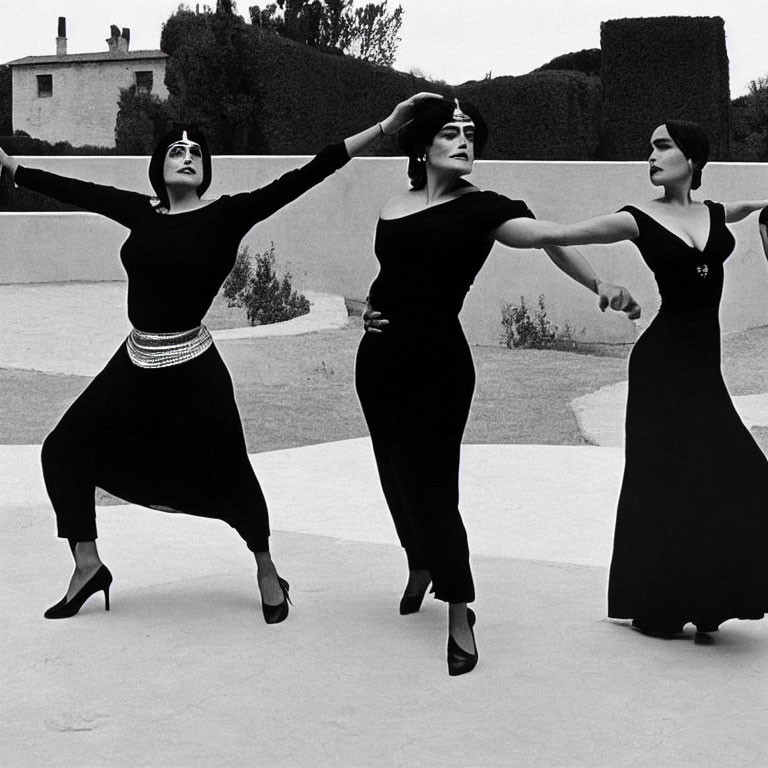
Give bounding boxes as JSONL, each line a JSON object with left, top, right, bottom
{"left": 167, "top": 130, "right": 200, "bottom": 151}
{"left": 451, "top": 99, "right": 472, "bottom": 123}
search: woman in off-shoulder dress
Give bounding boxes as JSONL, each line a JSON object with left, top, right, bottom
{"left": 357, "top": 96, "right": 640, "bottom": 675}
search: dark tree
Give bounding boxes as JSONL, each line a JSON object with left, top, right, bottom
{"left": 161, "top": 5, "right": 264, "bottom": 153}
{"left": 249, "top": 0, "right": 402, "bottom": 65}
{"left": 349, "top": 2, "right": 403, "bottom": 67}
{"left": 0, "top": 65, "right": 12, "bottom": 136}
{"left": 115, "top": 85, "right": 173, "bottom": 154}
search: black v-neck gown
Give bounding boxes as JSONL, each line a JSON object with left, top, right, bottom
{"left": 608, "top": 201, "right": 768, "bottom": 629}
{"left": 15, "top": 145, "right": 349, "bottom": 553}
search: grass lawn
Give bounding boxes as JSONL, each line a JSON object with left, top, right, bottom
{"left": 3, "top": 313, "right": 768, "bottom": 451}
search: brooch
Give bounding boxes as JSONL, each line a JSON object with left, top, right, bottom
{"left": 696, "top": 264, "right": 709, "bottom": 278}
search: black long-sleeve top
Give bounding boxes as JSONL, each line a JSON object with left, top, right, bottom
{"left": 15, "top": 143, "right": 350, "bottom": 331}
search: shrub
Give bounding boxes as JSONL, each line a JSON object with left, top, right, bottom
{"left": 222, "top": 245, "right": 253, "bottom": 305}
{"left": 114, "top": 84, "right": 173, "bottom": 154}
{"left": 223, "top": 242, "right": 311, "bottom": 326}
{"left": 501, "top": 294, "right": 576, "bottom": 350}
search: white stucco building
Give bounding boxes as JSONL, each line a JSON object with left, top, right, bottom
{"left": 7, "top": 18, "right": 168, "bottom": 147}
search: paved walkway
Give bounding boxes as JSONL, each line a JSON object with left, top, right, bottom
{"left": 0, "top": 282, "right": 348, "bottom": 376}
{"left": 2, "top": 283, "right": 767, "bottom": 767}
{"left": 572, "top": 379, "right": 768, "bottom": 447}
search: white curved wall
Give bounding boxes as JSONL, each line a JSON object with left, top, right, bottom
{"left": 2, "top": 155, "right": 767, "bottom": 344}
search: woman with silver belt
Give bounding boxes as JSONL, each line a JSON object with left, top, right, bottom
{"left": 0, "top": 92, "right": 438, "bottom": 623}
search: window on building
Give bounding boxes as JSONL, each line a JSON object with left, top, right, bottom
{"left": 37, "top": 75, "right": 53, "bottom": 98}
{"left": 135, "top": 71, "right": 153, "bottom": 94}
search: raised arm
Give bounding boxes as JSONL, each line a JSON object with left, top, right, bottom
{"left": 724, "top": 200, "right": 768, "bottom": 223}
{"left": 492, "top": 211, "right": 639, "bottom": 249}
{"left": 344, "top": 91, "right": 444, "bottom": 157}
{"left": 227, "top": 92, "right": 444, "bottom": 233}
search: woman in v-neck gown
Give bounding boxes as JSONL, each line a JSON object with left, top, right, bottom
{"left": 497, "top": 119, "right": 768, "bottom": 637}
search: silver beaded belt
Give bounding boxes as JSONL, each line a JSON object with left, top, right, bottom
{"left": 126, "top": 325, "right": 213, "bottom": 369}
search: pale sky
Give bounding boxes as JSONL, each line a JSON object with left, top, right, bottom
{"left": 1, "top": 0, "right": 766, "bottom": 96}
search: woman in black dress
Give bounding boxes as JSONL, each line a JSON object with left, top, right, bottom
{"left": 500, "top": 120, "right": 768, "bottom": 638}
{"left": 0, "top": 92, "right": 437, "bottom": 623}
{"left": 356, "top": 97, "right": 640, "bottom": 675}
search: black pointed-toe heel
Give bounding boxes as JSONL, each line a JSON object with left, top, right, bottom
{"left": 399, "top": 579, "right": 432, "bottom": 615}
{"left": 262, "top": 576, "right": 292, "bottom": 625}
{"left": 447, "top": 608, "right": 478, "bottom": 677}
{"left": 44, "top": 565, "right": 113, "bottom": 620}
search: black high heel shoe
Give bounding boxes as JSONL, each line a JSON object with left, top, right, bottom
{"left": 447, "top": 608, "right": 477, "bottom": 677}
{"left": 262, "top": 576, "right": 292, "bottom": 625}
{"left": 399, "top": 577, "right": 432, "bottom": 615}
{"left": 44, "top": 565, "right": 113, "bottom": 619}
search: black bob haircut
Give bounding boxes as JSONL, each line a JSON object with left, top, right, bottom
{"left": 148, "top": 127, "right": 212, "bottom": 208}
{"left": 664, "top": 120, "right": 709, "bottom": 191}
{"left": 398, "top": 97, "right": 488, "bottom": 190}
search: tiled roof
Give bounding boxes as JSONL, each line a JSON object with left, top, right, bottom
{"left": 7, "top": 50, "right": 167, "bottom": 66}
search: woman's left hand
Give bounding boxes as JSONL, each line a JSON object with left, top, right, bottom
{"left": 380, "top": 92, "right": 445, "bottom": 135}
{"left": 597, "top": 282, "right": 641, "bottom": 320}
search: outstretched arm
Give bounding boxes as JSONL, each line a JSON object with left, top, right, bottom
{"left": 0, "top": 143, "right": 144, "bottom": 226}
{"left": 492, "top": 211, "right": 639, "bottom": 249}
{"left": 543, "top": 245, "right": 641, "bottom": 319}
{"left": 724, "top": 200, "right": 768, "bottom": 223}
{"left": 490, "top": 212, "right": 641, "bottom": 319}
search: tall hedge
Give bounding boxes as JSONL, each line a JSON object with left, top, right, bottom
{"left": 248, "top": 30, "right": 448, "bottom": 155}
{"left": 248, "top": 31, "right": 601, "bottom": 159}
{"left": 600, "top": 16, "right": 730, "bottom": 160}
{"left": 456, "top": 72, "right": 602, "bottom": 160}
{"left": 534, "top": 48, "right": 601, "bottom": 77}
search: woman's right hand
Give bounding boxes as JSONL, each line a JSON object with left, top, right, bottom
{"left": 597, "top": 282, "right": 641, "bottom": 320}
{"left": 379, "top": 92, "right": 444, "bottom": 136}
{"left": 363, "top": 300, "right": 389, "bottom": 333}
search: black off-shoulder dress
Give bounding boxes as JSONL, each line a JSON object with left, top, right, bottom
{"left": 355, "top": 189, "right": 534, "bottom": 603}
{"left": 608, "top": 201, "right": 768, "bottom": 631}
{"left": 15, "top": 145, "right": 349, "bottom": 552}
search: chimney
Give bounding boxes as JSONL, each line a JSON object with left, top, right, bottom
{"left": 106, "top": 24, "right": 119, "bottom": 51}
{"left": 56, "top": 16, "right": 67, "bottom": 56}
{"left": 119, "top": 27, "right": 130, "bottom": 52}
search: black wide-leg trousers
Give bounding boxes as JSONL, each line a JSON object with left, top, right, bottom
{"left": 355, "top": 320, "right": 476, "bottom": 603}
{"left": 41, "top": 343, "right": 271, "bottom": 553}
